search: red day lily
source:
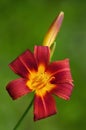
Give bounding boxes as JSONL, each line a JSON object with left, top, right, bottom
{"left": 6, "top": 46, "right": 73, "bottom": 121}
{"left": 6, "top": 11, "right": 74, "bottom": 121}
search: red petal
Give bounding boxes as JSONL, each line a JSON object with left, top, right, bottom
{"left": 9, "top": 50, "right": 37, "bottom": 78}
{"left": 6, "top": 78, "right": 32, "bottom": 100}
{"left": 34, "top": 46, "right": 50, "bottom": 67}
{"left": 53, "top": 70, "right": 73, "bottom": 84}
{"left": 52, "top": 82, "right": 73, "bottom": 100}
{"left": 9, "top": 57, "right": 28, "bottom": 78}
{"left": 46, "top": 59, "right": 70, "bottom": 75}
{"left": 19, "top": 49, "right": 37, "bottom": 71}
{"left": 46, "top": 59, "right": 73, "bottom": 83}
{"left": 34, "top": 92, "right": 57, "bottom": 121}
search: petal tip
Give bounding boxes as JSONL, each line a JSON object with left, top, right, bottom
{"left": 6, "top": 78, "right": 31, "bottom": 100}
{"left": 34, "top": 111, "right": 57, "bottom": 121}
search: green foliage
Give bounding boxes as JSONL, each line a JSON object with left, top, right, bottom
{"left": 0, "top": 0, "right": 86, "bottom": 130}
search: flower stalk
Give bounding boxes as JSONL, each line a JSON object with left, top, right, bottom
{"left": 50, "top": 42, "right": 56, "bottom": 60}
{"left": 13, "top": 97, "right": 34, "bottom": 130}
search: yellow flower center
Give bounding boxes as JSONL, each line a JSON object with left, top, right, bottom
{"left": 26, "top": 65, "right": 55, "bottom": 96}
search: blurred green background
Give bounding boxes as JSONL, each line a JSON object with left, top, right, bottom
{"left": 0, "top": 0, "right": 86, "bottom": 130}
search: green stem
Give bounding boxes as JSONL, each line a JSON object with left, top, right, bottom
{"left": 50, "top": 42, "right": 56, "bottom": 60}
{"left": 13, "top": 97, "right": 34, "bottom": 130}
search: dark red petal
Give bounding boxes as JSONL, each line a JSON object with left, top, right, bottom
{"left": 46, "top": 59, "right": 70, "bottom": 76}
{"left": 34, "top": 46, "right": 50, "bottom": 67}
{"left": 9, "top": 56, "right": 28, "bottom": 78}
{"left": 53, "top": 70, "right": 73, "bottom": 84}
{"left": 6, "top": 78, "right": 32, "bottom": 100}
{"left": 52, "top": 82, "right": 74, "bottom": 100}
{"left": 9, "top": 50, "right": 37, "bottom": 78}
{"left": 34, "top": 92, "right": 57, "bottom": 121}
{"left": 19, "top": 49, "right": 37, "bottom": 71}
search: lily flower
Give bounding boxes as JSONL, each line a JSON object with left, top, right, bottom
{"left": 6, "top": 45, "right": 73, "bottom": 121}
{"left": 6, "top": 12, "right": 74, "bottom": 122}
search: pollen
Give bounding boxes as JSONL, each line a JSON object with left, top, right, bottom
{"left": 26, "top": 65, "right": 55, "bottom": 96}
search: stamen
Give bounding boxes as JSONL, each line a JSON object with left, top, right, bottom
{"left": 26, "top": 67, "right": 55, "bottom": 94}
